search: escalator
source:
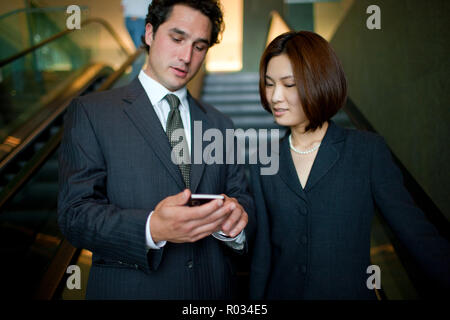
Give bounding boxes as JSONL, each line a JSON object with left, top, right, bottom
{"left": 0, "top": 8, "right": 146, "bottom": 299}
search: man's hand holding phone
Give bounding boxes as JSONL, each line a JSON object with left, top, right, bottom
{"left": 217, "top": 194, "right": 248, "bottom": 238}
{"left": 150, "top": 189, "right": 239, "bottom": 243}
{"left": 187, "top": 194, "right": 248, "bottom": 241}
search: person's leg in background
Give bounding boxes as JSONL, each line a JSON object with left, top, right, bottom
{"left": 124, "top": 17, "right": 146, "bottom": 80}
{"left": 125, "top": 17, "right": 146, "bottom": 49}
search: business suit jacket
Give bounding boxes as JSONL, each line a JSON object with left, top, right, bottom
{"left": 249, "top": 121, "right": 450, "bottom": 300}
{"left": 57, "top": 78, "right": 255, "bottom": 299}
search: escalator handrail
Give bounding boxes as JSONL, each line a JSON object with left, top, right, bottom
{"left": 0, "top": 48, "right": 145, "bottom": 299}
{"left": 0, "top": 63, "right": 114, "bottom": 172}
{"left": 0, "top": 48, "right": 143, "bottom": 178}
{"left": 0, "top": 17, "right": 133, "bottom": 68}
{"left": 97, "top": 48, "right": 144, "bottom": 91}
{"left": 0, "top": 49, "right": 143, "bottom": 205}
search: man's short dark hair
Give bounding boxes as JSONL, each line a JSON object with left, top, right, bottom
{"left": 140, "top": 0, "right": 224, "bottom": 52}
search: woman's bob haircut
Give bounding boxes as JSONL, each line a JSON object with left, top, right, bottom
{"left": 259, "top": 31, "right": 347, "bottom": 132}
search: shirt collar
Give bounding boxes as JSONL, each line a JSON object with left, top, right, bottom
{"left": 138, "top": 70, "right": 188, "bottom": 112}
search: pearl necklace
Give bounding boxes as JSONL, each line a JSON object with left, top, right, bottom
{"left": 289, "top": 134, "right": 321, "bottom": 155}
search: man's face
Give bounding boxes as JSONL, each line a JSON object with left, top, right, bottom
{"left": 144, "top": 4, "right": 212, "bottom": 91}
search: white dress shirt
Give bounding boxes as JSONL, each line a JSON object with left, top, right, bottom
{"left": 138, "top": 71, "right": 245, "bottom": 250}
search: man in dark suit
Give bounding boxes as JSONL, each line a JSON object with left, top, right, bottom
{"left": 57, "top": 0, "right": 254, "bottom": 299}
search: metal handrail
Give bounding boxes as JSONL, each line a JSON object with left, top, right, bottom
{"left": 34, "top": 239, "right": 80, "bottom": 300}
{"left": 0, "top": 17, "right": 132, "bottom": 68}
{"left": 97, "top": 48, "right": 144, "bottom": 91}
{"left": 0, "top": 15, "right": 136, "bottom": 168}
{"left": 0, "top": 63, "right": 114, "bottom": 208}
{"left": 0, "top": 63, "right": 113, "bottom": 170}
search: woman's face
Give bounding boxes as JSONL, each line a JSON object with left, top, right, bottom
{"left": 264, "top": 54, "right": 309, "bottom": 130}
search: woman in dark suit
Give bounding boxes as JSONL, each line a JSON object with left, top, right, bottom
{"left": 249, "top": 31, "right": 450, "bottom": 300}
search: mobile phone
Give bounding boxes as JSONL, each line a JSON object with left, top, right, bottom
{"left": 188, "top": 194, "right": 224, "bottom": 207}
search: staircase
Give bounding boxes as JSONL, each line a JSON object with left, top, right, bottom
{"left": 202, "top": 72, "right": 281, "bottom": 130}
{"left": 201, "top": 72, "right": 285, "bottom": 170}
{"left": 200, "top": 71, "right": 353, "bottom": 158}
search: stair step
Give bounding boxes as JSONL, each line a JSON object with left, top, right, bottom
{"left": 202, "top": 84, "right": 259, "bottom": 94}
{"left": 203, "top": 72, "right": 259, "bottom": 85}
{"left": 33, "top": 142, "right": 46, "bottom": 153}
{"left": 202, "top": 93, "right": 261, "bottom": 104}
{"left": 232, "top": 116, "right": 281, "bottom": 129}
{"left": 202, "top": 72, "right": 285, "bottom": 137}
{"left": 214, "top": 104, "right": 268, "bottom": 116}
{"left": 33, "top": 158, "right": 59, "bottom": 182}
{"left": 7, "top": 181, "right": 58, "bottom": 210}
{"left": 232, "top": 127, "right": 286, "bottom": 140}
{"left": 0, "top": 209, "right": 56, "bottom": 223}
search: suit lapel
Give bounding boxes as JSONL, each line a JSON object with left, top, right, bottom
{"left": 122, "top": 78, "right": 186, "bottom": 190}
{"left": 278, "top": 136, "right": 308, "bottom": 201}
{"left": 277, "top": 121, "right": 346, "bottom": 198}
{"left": 188, "top": 93, "right": 210, "bottom": 193}
{"left": 304, "top": 121, "right": 345, "bottom": 192}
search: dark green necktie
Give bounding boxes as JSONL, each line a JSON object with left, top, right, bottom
{"left": 165, "top": 94, "right": 190, "bottom": 189}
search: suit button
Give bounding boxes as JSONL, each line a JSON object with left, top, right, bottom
{"left": 301, "top": 236, "right": 307, "bottom": 244}
{"left": 186, "top": 260, "right": 193, "bottom": 269}
{"left": 301, "top": 265, "right": 307, "bottom": 273}
{"left": 300, "top": 207, "right": 307, "bottom": 215}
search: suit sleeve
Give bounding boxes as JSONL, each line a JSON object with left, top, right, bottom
{"left": 370, "top": 135, "right": 450, "bottom": 290}
{"left": 218, "top": 121, "right": 255, "bottom": 254}
{"left": 57, "top": 98, "right": 155, "bottom": 274}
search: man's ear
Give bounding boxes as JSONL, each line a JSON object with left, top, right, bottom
{"left": 144, "top": 23, "right": 154, "bottom": 47}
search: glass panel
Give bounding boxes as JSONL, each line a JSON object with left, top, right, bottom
{"left": 0, "top": 58, "right": 140, "bottom": 298}
{"left": 0, "top": 19, "right": 129, "bottom": 144}
{"left": 0, "top": 7, "right": 89, "bottom": 60}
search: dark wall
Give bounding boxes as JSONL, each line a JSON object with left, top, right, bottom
{"left": 284, "top": 3, "right": 313, "bottom": 32}
{"left": 242, "top": 0, "right": 314, "bottom": 72}
{"left": 242, "top": 0, "right": 283, "bottom": 72}
{"left": 330, "top": 0, "right": 450, "bottom": 218}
